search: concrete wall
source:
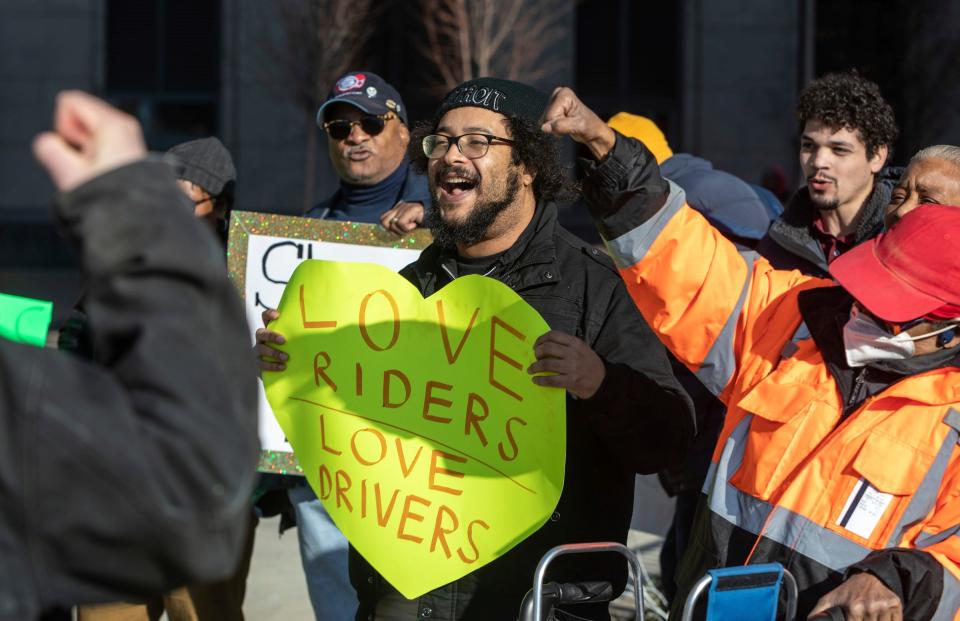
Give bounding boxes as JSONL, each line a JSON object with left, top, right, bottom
{"left": 681, "top": 0, "right": 806, "bottom": 187}
{"left": 0, "top": 0, "right": 340, "bottom": 222}
{"left": 0, "top": 0, "right": 104, "bottom": 321}
{"left": 0, "top": 0, "right": 103, "bottom": 221}
{"left": 220, "top": 0, "right": 340, "bottom": 216}
{"left": 899, "top": 0, "right": 960, "bottom": 157}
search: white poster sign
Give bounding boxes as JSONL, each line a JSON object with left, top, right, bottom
{"left": 243, "top": 234, "right": 423, "bottom": 456}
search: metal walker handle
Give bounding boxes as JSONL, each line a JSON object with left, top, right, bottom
{"left": 530, "top": 542, "right": 644, "bottom": 621}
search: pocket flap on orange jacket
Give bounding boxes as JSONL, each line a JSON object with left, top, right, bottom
{"left": 737, "top": 379, "right": 822, "bottom": 424}
{"left": 852, "top": 432, "right": 934, "bottom": 496}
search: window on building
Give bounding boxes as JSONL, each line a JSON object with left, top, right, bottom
{"left": 106, "top": 0, "right": 220, "bottom": 149}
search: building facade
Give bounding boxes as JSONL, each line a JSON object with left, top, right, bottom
{"left": 2, "top": 0, "right": 956, "bottom": 321}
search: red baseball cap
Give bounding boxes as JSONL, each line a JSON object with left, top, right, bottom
{"left": 829, "top": 203, "right": 960, "bottom": 323}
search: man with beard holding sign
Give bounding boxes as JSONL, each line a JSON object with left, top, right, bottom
{"left": 356, "top": 78, "right": 692, "bottom": 619}
{"left": 258, "top": 78, "right": 693, "bottom": 620}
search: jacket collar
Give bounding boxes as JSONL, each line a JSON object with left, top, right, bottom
{"left": 309, "top": 160, "right": 423, "bottom": 221}
{"left": 766, "top": 167, "right": 902, "bottom": 271}
{"left": 496, "top": 201, "right": 559, "bottom": 285}
{"left": 415, "top": 202, "right": 560, "bottom": 291}
{"left": 798, "top": 285, "right": 960, "bottom": 407}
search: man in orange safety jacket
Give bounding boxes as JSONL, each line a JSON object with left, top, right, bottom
{"left": 539, "top": 88, "right": 960, "bottom": 621}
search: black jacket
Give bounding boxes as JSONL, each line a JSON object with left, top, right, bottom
{"left": 347, "top": 202, "right": 694, "bottom": 620}
{"left": 0, "top": 161, "right": 259, "bottom": 620}
{"left": 755, "top": 167, "right": 902, "bottom": 277}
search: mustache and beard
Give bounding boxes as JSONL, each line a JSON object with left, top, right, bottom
{"left": 808, "top": 174, "right": 840, "bottom": 210}
{"left": 425, "top": 163, "right": 520, "bottom": 249}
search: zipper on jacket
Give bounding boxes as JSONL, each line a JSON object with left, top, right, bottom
{"left": 848, "top": 369, "right": 866, "bottom": 407}
{"left": 842, "top": 367, "right": 868, "bottom": 419}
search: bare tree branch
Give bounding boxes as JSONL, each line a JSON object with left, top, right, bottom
{"left": 255, "top": 0, "right": 376, "bottom": 212}
{"left": 418, "top": 0, "right": 470, "bottom": 90}
{"left": 417, "top": 0, "right": 572, "bottom": 90}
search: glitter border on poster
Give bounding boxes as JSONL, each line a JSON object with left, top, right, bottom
{"left": 226, "top": 211, "right": 433, "bottom": 474}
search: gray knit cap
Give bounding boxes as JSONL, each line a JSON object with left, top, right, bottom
{"left": 167, "top": 137, "right": 236, "bottom": 202}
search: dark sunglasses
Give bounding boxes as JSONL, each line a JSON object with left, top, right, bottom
{"left": 322, "top": 112, "right": 395, "bottom": 140}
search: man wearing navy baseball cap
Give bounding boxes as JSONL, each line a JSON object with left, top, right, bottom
{"left": 317, "top": 71, "right": 409, "bottom": 125}
{"left": 259, "top": 71, "right": 432, "bottom": 621}
{"left": 305, "top": 70, "right": 430, "bottom": 234}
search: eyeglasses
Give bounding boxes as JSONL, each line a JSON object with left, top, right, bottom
{"left": 323, "top": 113, "right": 395, "bottom": 140}
{"left": 422, "top": 133, "right": 515, "bottom": 160}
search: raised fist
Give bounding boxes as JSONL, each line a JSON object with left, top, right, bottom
{"left": 540, "top": 86, "right": 616, "bottom": 160}
{"left": 33, "top": 90, "right": 146, "bottom": 192}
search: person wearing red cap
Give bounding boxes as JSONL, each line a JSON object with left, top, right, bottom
{"left": 541, "top": 83, "right": 960, "bottom": 621}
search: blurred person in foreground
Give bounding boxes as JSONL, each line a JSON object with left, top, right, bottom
{"left": 544, "top": 84, "right": 960, "bottom": 620}
{"left": 0, "top": 92, "right": 258, "bottom": 620}
{"left": 74, "top": 138, "right": 256, "bottom": 621}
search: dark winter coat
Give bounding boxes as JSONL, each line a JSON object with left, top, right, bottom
{"left": 660, "top": 153, "right": 775, "bottom": 245}
{"left": 349, "top": 203, "right": 695, "bottom": 621}
{"left": 0, "top": 161, "right": 259, "bottom": 620}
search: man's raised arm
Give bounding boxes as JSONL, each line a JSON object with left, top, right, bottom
{"left": 542, "top": 87, "right": 821, "bottom": 402}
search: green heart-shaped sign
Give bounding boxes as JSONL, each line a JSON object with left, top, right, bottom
{"left": 263, "top": 260, "right": 566, "bottom": 598}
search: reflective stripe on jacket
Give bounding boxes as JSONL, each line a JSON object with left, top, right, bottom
{"left": 582, "top": 135, "right": 960, "bottom": 620}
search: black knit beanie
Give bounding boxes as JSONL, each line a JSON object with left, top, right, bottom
{"left": 433, "top": 78, "right": 548, "bottom": 126}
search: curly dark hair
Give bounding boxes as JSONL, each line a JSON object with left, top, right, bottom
{"left": 409, "top": 116, "right": 577, "bottom": 203}
{"left": 797, "top": 71, "right": 898, "bottom": 160}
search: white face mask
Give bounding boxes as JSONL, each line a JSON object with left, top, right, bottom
{"left": 843, "top": 305, "right": 959, "bottom": 367}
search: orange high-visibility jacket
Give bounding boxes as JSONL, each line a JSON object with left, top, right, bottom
{"left": 584, "top": 136, "right": 960, "bottom": 620}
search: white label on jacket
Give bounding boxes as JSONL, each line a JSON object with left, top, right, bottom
{"left": 837, "top": 478, "right": 893, "bottom": 539}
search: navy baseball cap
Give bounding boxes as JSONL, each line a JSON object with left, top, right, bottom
{"left": 317, "top": 71, "right": 408, "bottom": 126}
